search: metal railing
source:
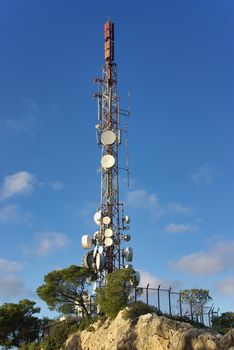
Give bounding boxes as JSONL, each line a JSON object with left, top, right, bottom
{"left": 132, "top": 284, "right": 219, "bottom": 327}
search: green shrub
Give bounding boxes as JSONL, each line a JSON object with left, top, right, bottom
{"left": 164, "top": 314, "right": 206, "bottom": 329}
{"left": 123, "top": 301, "right": 161, "bottom": 323}
{"left": 42, "top": 321, "right": 72, "bottom": 350}
{"left": 19, "top": 343, "right": 40, "bottom": 350}
{"left": 96, "top": 269, "right": 135, "bottom": 319}
{"left": 212, "top": 312, "right": 234, "bottom": 334}
{"left": 77, "top": 317, "right": 95, "bottom": 331}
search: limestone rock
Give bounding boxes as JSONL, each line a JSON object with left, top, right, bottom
{"left": 220, "top": 328, "right": 234, "bottom": 350}
{"left": 60, "top": 310, "right": 233, "bottom": 350}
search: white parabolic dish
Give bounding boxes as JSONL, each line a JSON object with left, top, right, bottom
{"left": 101, "top": 154, "right": 115, "bottom": 169}
{"left": 96, "top": 253, "right": 105, "bottom": 271}
{"left": 103, "top": 216, "right": 111, "bottom": 225}
{"left": 94, "top": 211, "right": 102, "bottom": 225}
{"left": 105, "top": 228, "right": 113, "bottom": 237}
{"left": 101, "top": 130, "right": 116, "bottom": 146}
{"left": 81, "top": 235, "right": 93, "bottom": 249}
{"left": 124, "top": 247, "right": 133, "bottom": 262}
{"left": 105, "top": 237, "right": 113, "bottom": 247}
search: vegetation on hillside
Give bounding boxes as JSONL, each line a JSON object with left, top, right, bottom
{"left": 96, "top": 268, "right": 138, "bottom": 319}
{"left": 0, "top": 299, "right": 41, "bottom": 349}
{"left": 180, "top": 289, "right": 212, "bottom": 314}
{"left": 212, "top": 312, "right": 234, "bottom": 334}
{"left": 36, "top": 265, "right": 96, "bottom": 316}
{"left": 1, "top": 265, "right": 233, "bottom": 349}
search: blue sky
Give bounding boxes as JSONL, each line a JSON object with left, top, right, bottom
{"left": 0, "top": 0, "right": 233, "bottom": 317}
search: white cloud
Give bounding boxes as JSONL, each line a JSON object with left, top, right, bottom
{"left": 126, "top": 189, "right": 157, "bottom": 208}
{"left": 126, "top": 189, "right": 163, "bottom": 219}
{"left": 0, "top": 274, "right": 32, "bottom": 298}
{"left": 5, "top": 115, "right": 37, "bottom": 133}
{"left": 4, "top": 98, "right": 38, "bottom": 134}
{"left": 167, "top": 202, "right": 192, "bottom": 214}
{"left": 169, "top": 240, "right": 234, "bottom": 276}
{"left": 0, "top": 275, "right": 24, "bottom": 297}
{"left": 164, "top": 222, "right": 195, "bottom": 234}
{"left": 139, "top": 270, "right": 166, "bottom": 288}
{"left": 50, "top": 181, "right": 64, "bottom": 191}
{"left": 139, "top": 270, "right": 181, "bottom": 290}
{"left": 216, "top": 277, "right": 234, "bottom": 295}
{"left": 0, "top": 258, "right": 22, "bottom": 273}
{"left": 21, "top": 98, "right": 39, "bottom": 112}
{"left": 0, "top": 171, "right": 37, "bottom": 199}
{"left": 31, "top": 231, "right": 69, "bottom": 256}
{"left": 0, "top": 258, "right": 32, "bottom": 298}
{"left": 0, "top": 204, "right": 20, "bottom": 223}
{"left": 191, "top": 162, "right": 221, "bottom": 186}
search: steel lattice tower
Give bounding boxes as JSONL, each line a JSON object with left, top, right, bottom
{"left": 81, "top": 21, "right": 135, "bottom": 285}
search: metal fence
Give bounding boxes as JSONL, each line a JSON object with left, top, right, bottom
{"left": 132, "top": 284, "right": 219, "bottom": 327}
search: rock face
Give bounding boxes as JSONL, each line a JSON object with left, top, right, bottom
{"left": 61, "top": 310, "right": 234, "bottom": 350}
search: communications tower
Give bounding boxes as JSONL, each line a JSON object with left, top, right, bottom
{"left": 81, "top": 21, "right": 139, "bottom": 286}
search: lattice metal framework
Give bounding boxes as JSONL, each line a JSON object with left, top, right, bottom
{"left": 96, "top": 22, "right": 121, "bottom": 273}
{"left": 82, "top": 20, "right": 133, "bottom": 285}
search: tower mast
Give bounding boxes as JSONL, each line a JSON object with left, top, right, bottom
{"left": 81, "top": 21, "right": 134, "bottom": 285}
{"left": 100, "top": 21, "right": 119, "bottom": 273}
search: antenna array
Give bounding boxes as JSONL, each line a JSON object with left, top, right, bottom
{"left": 81, "top": 21, "right": 139, "bottom": 287}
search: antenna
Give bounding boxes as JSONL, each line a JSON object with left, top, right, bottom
{"left": 81, "top": 21, "right": 139, "bottom": 287}
{"left": 125, "top": 123, "right": 130, "bottom": 188}
{"left": 128, "top": 89, "right": 131, "bottom": 117}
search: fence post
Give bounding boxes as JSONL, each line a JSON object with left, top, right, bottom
{"left": 200, "top": 306, "right": 204, "bottom": 324}
{"left": 190, "top": 302, "right": 193, "bottom": 321}
{"left": 179, "top": 290, "right": 182, "bottom": 317}
{"left": 168, "top": 287, "right": 172, "bottom": 315}
{"left": 157, "top": 285, "right": 161, "bottom": 311}
{"left": 146, "top": 284, "right": 149, "bottom": 305}
{"left": 208, "top": 308, "right": 211, "bottom": 328}
{"left": 211, "top": 307, "right": 214, "bottom": 324}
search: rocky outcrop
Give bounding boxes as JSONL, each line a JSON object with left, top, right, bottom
{"left": 61, "top": 310, "right": 234, "bottom": 350}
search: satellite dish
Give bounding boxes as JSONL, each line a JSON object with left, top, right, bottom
{"left": 98, "top": 246, "right": 104, "bottom": 254}
{"left": 93, "top": 231, "right": 99, "bottom": 240}
{"left": 82, "top": 251, "right": 94, "bottom": 268}
{"left": 94, "top": 211, "right": 102, "bottom": 225}
{"left": 125, "top": 264, "right": 133, "bottom": 269}
{"left": 130, "top": 271, "right": 140, "bottom": 286}
{"left": 125, "top": 215, "right": 131, "bottom": 224}
{"left": 105, "top": 237, "right": 113, "bottom": 247}
{"left": 96, "top": 253, "right": 105, "bottom": 271}
{"left": 103, "top": 216, "right": 111, "bottom": 225}
{"left": 101, "top": 130, "right": 116, "bottom": 146}
{"left": 93, "top": 246, "right": 98, "bottom": 258}
{"left": 105, "top": 228, "right": 113, "bottom": 237}
{"left": 101, "top": 154, "right": 115, "bottom": 169}
{"left": 124, "top": 247, "right": 133, "bottom": 262}
{"left": 123, "top": 234, "right": 131, "bottom": 242}
{"left": 108, "top": 195, "right": 115, "bottom": 205}
{"left": 81, "top": 235, "right": 93, "bottom": 249}
{"left": 135, "top": 271, "right": 140, "bottom": 285}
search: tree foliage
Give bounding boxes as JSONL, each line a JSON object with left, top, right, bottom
{"left": 41, "top": 320, "right": 75, "bottom": 350}
{"left": 0, "top": 299, "right": 40, "bottom": 349}
{"left": 36, "top": 265, "right": 96, "bottom": 316}
{"left": 180, "top": 289, "right": 212, "bottom": 314}
{"left": 212, "top": 312, "right": 234, "bottom": 334}
{"left": 123, "top": 301, "right": 160, "bottom": 323}
{"left": 96, "top": 268, "right": 137, "bottom": 319}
